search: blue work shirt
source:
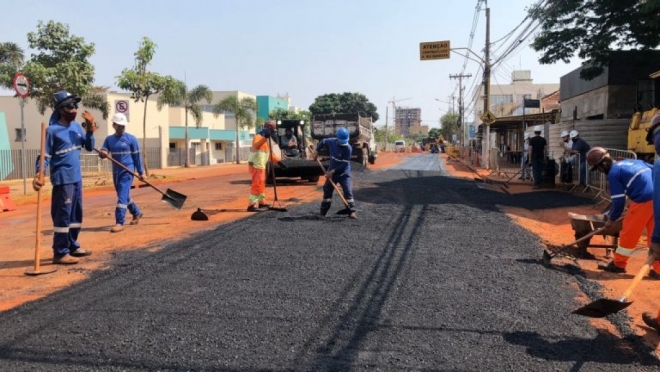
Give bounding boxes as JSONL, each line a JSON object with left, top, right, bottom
{"left": 608, "top": 159, "right": 653, "bottom": 221}
{"left": 36, "top": 112, "right": 95, "bottom": 186}
{"left": 316, "top": 138, "right": 352, "bottom": 177}
{"left": 101, "top": 132, "right": 144, "bottom": 175}
{"left": 571, "top": 138, "right": 591, "bottom": 164}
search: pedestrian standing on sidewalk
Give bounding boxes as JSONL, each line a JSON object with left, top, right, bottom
{"left": 247, "top": 120, "right": 287, "bottom": 212}
{"left": 586, "top": 147, "right": 660, "bottom": 273}
{"left": 32, "top": 90, "right": 96, "bottom": 265}
{"left": 314, "top": 127, "right": 357, "bottom": 219}
{"left": 98, "top": 113, "right": 144, "bottom": 233}
{"left": 527, "top": 125, "right": 546, "bottom": 188}
{"left": 641, "top": 113, "right": 660, "bottom": 332}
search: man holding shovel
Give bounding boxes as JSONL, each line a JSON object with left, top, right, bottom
{"left": 314, "top": 127, "right": 357, "bottom": 219}
{"left": 32, "top": 90, "right": 96, "bottom": 264}
{"left": 586, "top": 147, "right": 660, "bottom": 277}
{"left": 247, "top": 120, "right": 287, "bottom": 212}
{"left": 98, "top": 113, "right": 144, "bottom": 233}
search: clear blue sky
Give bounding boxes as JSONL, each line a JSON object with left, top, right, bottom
{"left": 1, "top": 0, "right": 582, "bottom": 128}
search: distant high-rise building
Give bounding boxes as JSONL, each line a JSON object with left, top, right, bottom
{"left": 395, "top": 107, "right": 421, "bottom": 136}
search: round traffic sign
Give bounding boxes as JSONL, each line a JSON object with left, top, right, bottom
{"left": 115, "top": 100, "right": 129, "bottom": 113}
{"left": 13, "top": 73, "right": 30, "bottom": 98}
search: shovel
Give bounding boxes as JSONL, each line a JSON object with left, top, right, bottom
{"left": 573, "top": 254, "right": 655, "bottom": 318}
{"left": 190, "top": 207, "right": 258, "bottom": 221}
{"left": 94, "top": 148, "right": 186, "bottom": 209}
{"left": 541, "top": 216, "right": 624, "bottom": 266}
{"left": 315, "top": 158, "right": 352, "bottom": 215}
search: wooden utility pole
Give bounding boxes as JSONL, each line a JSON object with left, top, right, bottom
{"left": 482, "top": 2, "right": 491, "bottom": 169}
{"left": 450, "top": 73, "right": 472, "bottom": 146}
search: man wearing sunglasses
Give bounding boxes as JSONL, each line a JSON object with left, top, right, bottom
{"left": 32, "top": 90, "right": 98, "bottom": 265}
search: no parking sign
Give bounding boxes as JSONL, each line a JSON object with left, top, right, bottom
{"left": 114, "top": 100, "right": 130, "bottom": 122}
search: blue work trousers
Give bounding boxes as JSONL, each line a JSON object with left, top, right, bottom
{"left": 579, "top": 161, "right": 587, "bottom": 186}
{"left": 113, "top": 171, "right": 142, "bottom": 225}
{"left": 321, "top": 175, "right": 355, "bottom": 214}
{"left": 532, "top": 159, "right": 544, "bottom": 186}
{"left": 51, "top": 181, "right": 83, "bottom": 257}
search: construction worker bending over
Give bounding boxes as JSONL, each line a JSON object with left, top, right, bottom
{"left": 586, "top": 147, "right": 660, "bottom": 277}
{"left": 642, "top": 113, "right": 660, "bottom": 332}
{"left": 98, "top": 113, "right": 144, "bottom": 233}
{"left": 32, "top": 90, "right": 96, "bottom": 265}
{"left": 315, "top": 127, "right": 357, "bottom": 219}
{"left": 247, "top": 120, "right": 287, "bottom": 212}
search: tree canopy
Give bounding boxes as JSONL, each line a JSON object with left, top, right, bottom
{"left": 0, "top": 42, "right": 24, "bottom": 89}
{"left": 21, "top": 21, "right": 109, "bottom": 117}
{"left": 439, "top": 112, "right": 459, "bottom": 142}
{"left": 268, "top": 107, "right": 311, "bottom": 122}
{"left": 213, "top": 95, "right": 257, "bottom": 165}
{"left": 529, "top": 0, "right": 660, "bottom": 80}
{"left": 308, "top": 92, "right": 379, "bottom": 122}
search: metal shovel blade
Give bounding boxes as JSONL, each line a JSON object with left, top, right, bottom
{"left": 161, "top": 188, "right": 187, "bottom": 209}
{"left": 572, "top": 298, "right": 633, "bottom": 318}
{"left": 191, "top": 208, "right": 209, "bottom": 221}
{"left": 336, "top": 208, "right": 352, "bottom": 215}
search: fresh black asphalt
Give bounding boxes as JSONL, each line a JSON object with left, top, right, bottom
{"left": 0, "top": 154, "right": 658, "bottom": 371}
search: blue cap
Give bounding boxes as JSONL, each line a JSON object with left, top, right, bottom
{"left": 52, "top": 90, "right": 81, "bottom": 109}
{"left": 336, "top": 127, "right": 349, "bottom": 146}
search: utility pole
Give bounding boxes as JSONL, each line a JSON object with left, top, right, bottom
{"left": 384, "top": 105, "right": 389, "bottom": 145}
{"left": 482, "top": 2, "right": 491, "bottom": 169}
{"left": 449, "top": 73, "right": 472, "bottom": 146}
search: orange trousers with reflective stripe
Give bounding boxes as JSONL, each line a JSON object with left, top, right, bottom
{"left": 613, "top": 200, "right": 660, "bottom": 272}
{"left": 248, "top": 165, "right": 266, "bottom": 205}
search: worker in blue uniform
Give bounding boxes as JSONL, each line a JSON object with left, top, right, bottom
{"left": 314, "top": 127, "right": 357, "bottom": 219}
{"left": 32, "top": 90, "right": 96, "bottom": 265}
{"left": 98, "top": 113, "right": 145, "bottom": 233}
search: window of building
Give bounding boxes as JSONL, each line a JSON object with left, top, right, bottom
{"left": 14, "top": 128, "right": 26, "bottom": 142}
{"left": 191, "top": 142, "right": 200, "bottom": 149}
{"left": 169, "top": 142, "right": 176, "bottom": 152}
{"left": 491, "top": 94, "right": 513, "bottom": 105}
{"left": 215, "top": 142, "right": 222, "bottom": 151}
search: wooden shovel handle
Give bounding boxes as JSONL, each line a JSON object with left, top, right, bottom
{"left": 34, "top": 123, "right": 47, "bottom": 271}
{"left": 558, "top": 216, "right": 625, "bottom": 251}
{"left": 316, "top": 158, "right": 350, "bottom": 208}
{"left": 94, "top": 148, "right": 166, "bottom": 197}
{"left": 620, "top": 254, "right": 655, "bottom": 301}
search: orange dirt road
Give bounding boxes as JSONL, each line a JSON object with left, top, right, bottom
{"left": 0, "top": 152, "right": 409, "bottom": 312}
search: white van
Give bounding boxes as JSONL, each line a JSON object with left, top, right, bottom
{"left": 394, "top": 140, "right": 405, "bottom": 153}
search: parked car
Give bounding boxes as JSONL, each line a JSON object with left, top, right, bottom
{"left": 394, "top": 140, "right": 406, "bottom": 153}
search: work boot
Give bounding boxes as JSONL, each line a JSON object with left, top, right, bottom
{"left": 648, "top": 270, "right": 660, "bottom": 280}
{"left": 597, "top": 260, "right": 626, "bottom": 273}
{"left": 111, "top": 224, "right": 125, "bottom": 233}
{"left": 258, "top": 203, "right": 271, "bottom": 209}
{"left": 129, "top": 213, "right": 143, "bottom": 225}
{"left": 349, "top": 212, "right": 358, "bottom": 219}
{"left": 247, "top": 205, "right": 263, "bottom": 212}
{"left": 642, "top": 312, "right": 660, "bottom": 333}
{"left": 70, "top": 248, "right": 92, "bottom": 257}
{"left": 53, "top": 254, "right": 79, "bottom": 265}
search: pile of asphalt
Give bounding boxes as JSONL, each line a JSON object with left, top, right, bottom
{"left": 0, "top": 166, "right": 657, "bottom": 371}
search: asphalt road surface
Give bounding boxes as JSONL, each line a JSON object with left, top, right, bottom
{"left": 0, "top": 155, "right": 658, "bottom": 371}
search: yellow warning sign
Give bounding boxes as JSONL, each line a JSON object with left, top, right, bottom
{"left": 480, "top": 110, "right": 497, "bottom": 125}
{"left": 420, "top": 40, "right": 450, "bottom": 61}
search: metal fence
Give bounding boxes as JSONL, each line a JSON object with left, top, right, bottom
{"left": 584, "top": 148, "right": 637, "bottom": 204}
{"left": 489, "top": 148, "right": 525, "bottom": 179}
{"left": 0, "top": 147, "right": 162, "bottom": 181}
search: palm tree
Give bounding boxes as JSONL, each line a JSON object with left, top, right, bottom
{"left": 213, "top": 95, "right": 257, "bottom": 165}
{"left": 157, "top": 81, "right": 213, "bottom": 168}
{"left": 0, "top": 42, "right": 25, "bottom": 89}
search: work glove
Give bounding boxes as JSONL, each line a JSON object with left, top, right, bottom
{"left": 32, "top": 175, "right": 44, "bottom": 192}
{"left": 325, "top": 169, "right": 334, "bottom": 178}
{"left": 98, "top": 150, "right": 108, "bottom": 159}
{"left": 81, "top": 111, "right": 97, "bottom": 133}
{"left": 262, "top": 130, "right": 271, "bottom": 139}
{"left": 138, "top": 173, "right": 146, "bottom": 181}
{"left": 277, "top": 161, "right": 288, "bottom": 170}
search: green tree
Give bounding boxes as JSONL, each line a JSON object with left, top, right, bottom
{"left": 213, "top": 95, "right": 257, "bottom": 165}
{"left": 21, "top": 21, "right": 109, "bottom": 117}
{"left": 117, "top": 37, "right": 178, "bottom": 175}
{"left": 308, "top": 92, "right": 379, "bottom": 122}
{"left": 529, "top": 0, "right": 660, "bottom": 80}
{"left": 269, "top": 108, "right": 312, "bottom": 137}
{"left": 440, "top": 112, "right": 459, "bottom": 142}
{"left": 428, "top": 128, "right": 442, "bottom": 139}
{"left": 157, "top": 81, "right": 213, "bottom": 168}
{"left": 0, "top": 42, "right": 25, "bottom": 89}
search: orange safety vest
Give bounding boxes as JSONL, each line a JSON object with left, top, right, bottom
{"left": 248, "top": 134, "right": 280, "bottom": 169}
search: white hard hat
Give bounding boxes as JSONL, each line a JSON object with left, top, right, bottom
{"left": 112, "top": 113, "right": 128, "bottom": 126}
{"left": 524, "top": 132, "right": 530, "bottom": 139}
{"left": 533, "top": 125, "right": 542, "bottom": 132}
{"left": 560, "top": 130, "right": 569, "bottom": 138}
{"left": 569, "top": 130, "right": 578, "bottom": 139}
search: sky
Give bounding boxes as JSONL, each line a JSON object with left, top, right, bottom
{"left": 1, "top": 0, "right": 583, "bottom": 129}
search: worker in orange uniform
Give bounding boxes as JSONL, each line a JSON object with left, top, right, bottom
{"left": 247, "top": 120, "right": 287, "bottom": 212}
{"left": 586, "top": 147, "right": 660, "bottom": 278}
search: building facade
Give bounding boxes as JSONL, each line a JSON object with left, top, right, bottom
{"left": 395, "top": 107, "right": 421, "bottom": 136}
{"left": 256, "top": 95, "right": 289, "bottom": 121}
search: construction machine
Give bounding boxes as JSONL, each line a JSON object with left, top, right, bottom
{"left": 267, "top": 119, "right": 325, "bottom": 184}
{"left": 311, "top": 113, "right": 377, "bottom": 166}
{"left": 628, "top": 70, "right": 660, "bottom": 162}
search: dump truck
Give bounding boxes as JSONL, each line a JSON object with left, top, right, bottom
{"left": 267, "top": 119, "right": 324, "bottom": 184}
{"left": 627, "top": 70, "right": 660, "bottom": 162}
{"left": 311, "top": 113, "right": 377, "bottom": 166}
